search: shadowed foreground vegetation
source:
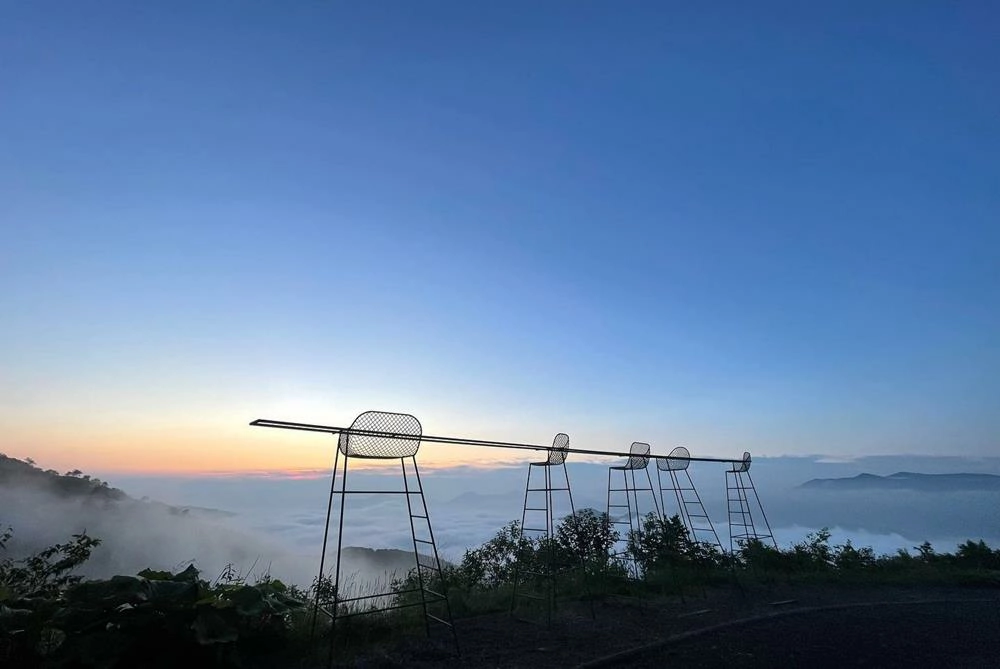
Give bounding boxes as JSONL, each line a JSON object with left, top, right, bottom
{"left": 4, "top": 508, "right": 1000, "bottom": 667}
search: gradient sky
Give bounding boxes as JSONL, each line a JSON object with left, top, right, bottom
{"left": 3, "top": 1, "right": 998, "bottom": 474}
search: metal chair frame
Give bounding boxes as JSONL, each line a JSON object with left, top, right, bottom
{"left": 606, "top": 441, "right": 661, "bottom": 578}
{"left": 510, "top": 433, "right": 594, "bottom": 624}
{"left": 313, "top": 411, "right": 458, "bottom": 664}
{"left": 725, "top": 451, "right": 777, "bottom": 553}
{"left": 656, "top": 446, "right": 723, "bottom": 550}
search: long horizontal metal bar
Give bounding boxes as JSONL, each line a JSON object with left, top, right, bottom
{"left": 249, "top": 418, "right": 742, "bottom": 464}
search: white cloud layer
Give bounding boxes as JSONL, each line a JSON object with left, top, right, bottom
{"left": 5, "top": 455, "right": 999, "bottom": 591}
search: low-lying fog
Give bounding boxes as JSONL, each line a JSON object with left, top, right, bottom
{"left": 4, "top": 455, "right": 999, "bottom": 590}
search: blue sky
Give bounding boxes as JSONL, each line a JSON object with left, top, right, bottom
{"left": 2, "top": 1, "right": 998, "bottom": 472}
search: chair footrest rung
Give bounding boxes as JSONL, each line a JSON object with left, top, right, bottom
{"left": 426, "top": 613, "right": 453, "bottom": 627}
{"left": 516, "top": 592, "right": 546, "bottom": 601}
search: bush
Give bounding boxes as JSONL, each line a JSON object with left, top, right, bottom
{"left": 555, "top": 508, "right": 619, "bottom": 570}
{"left": 954, "top": 540, "right": 1000, "bottom": 570}
{"left": 1, "top": 528, "right": 306, "bottom": 668}
{"left": 455, "top": 521, "right": 535, "bottom": 589}
{"left": 628, "top": 514, "right": 694, "bottom": 573}
{"left": 832, "top": 541, "right": 877, "bottom": 571}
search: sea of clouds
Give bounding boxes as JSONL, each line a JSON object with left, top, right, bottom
{"left": 4, "top": 455, "right": 1000, "bottom": 590}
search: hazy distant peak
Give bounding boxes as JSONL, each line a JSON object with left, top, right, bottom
{"left": 800, "top": 472, "right": 1000, "bottom": 492}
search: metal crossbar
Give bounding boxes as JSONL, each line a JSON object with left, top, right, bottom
{"left": 249, "top": 419, "right": 744, "bottom": 464}
{"left": 256, "top": 411, "right": 775, "bottom": 657}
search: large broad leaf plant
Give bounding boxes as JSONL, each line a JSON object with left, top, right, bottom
{"left": 1, "top": 527, "right": 305, "bottom": 667}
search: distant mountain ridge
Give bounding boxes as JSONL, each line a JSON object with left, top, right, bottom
{"left": 2, "top": 454, "right": 443, "bottom": 577}
{"left": 800, "top": 471, "right": 1000, "bottom": 492}
{"left": 0, "top": 453, "right": 232, "bottom": 518}
{"left": 0, "top": 453, "right": 128, "bottom": 502}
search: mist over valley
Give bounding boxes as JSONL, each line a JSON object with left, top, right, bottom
{"left": 4, "top": 452, "right": 999, "bottom": 591}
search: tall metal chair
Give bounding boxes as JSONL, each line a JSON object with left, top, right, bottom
{"left": 657, "top": 446, "right": 723, "bottom": 550}
{"left": 606, "top": 442, "right": 661, "bottom": 578}
{"left": 726, "top": 451, "right": 777, "bottom": 553}
{"left": 510, "top": 433, "right": 593, "bottom": 624}
{"left": 315, "top": 411, "right": 458, "bottom": 661}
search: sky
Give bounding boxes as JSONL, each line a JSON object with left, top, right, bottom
{"left": 2, "top": 1, "right": 998, "bottom": 475}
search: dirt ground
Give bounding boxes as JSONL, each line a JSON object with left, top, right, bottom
{"left": 323, "top": 582, "right": 1000, "bottom": 668}
{"left": 619, "top": 599, "right": 1000, "bottom": 668}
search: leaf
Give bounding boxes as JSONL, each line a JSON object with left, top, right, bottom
{"left": 268, "top": 591, "right": 306, "bottom": 611}
{"left": 36, "top": 627, "right": 66, "bottom": 656}
{"left": 225, "top": 586, "right": 265, "bottom": 617}
{"left": 147, "top": 578, "right": 199, "bottom": 604}
{"left": 0, "top": 603, "right": 33, "bottom": 621}
{"left": 67, "top": 575, "right": 150, "bottom": 605}
{"left": 137, "top": 568, "right": 173, "bottom": 581}
{"left": 172, "top": 564, "right": 201, "bottom": 582}
{"left": 192, "top": 610, "right": 238, "bottom": 644}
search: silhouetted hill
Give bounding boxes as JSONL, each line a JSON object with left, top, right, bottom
{"left": 800, "top": 471, "right": 1000, "bottom": 492}
{"left": 0, "top": 453, "right": 231, "bottom": 518}
{"left": 2, "top": 454, "right": 440, "bottom": 582}
{"left": 0, "top": 453, "right": 127, "bottom": 502}
{"left": 340, "top": 546, "right": 450, "bottom": 576}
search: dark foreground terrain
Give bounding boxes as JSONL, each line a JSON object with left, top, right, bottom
{"left": 327, "top": 584, "right": 1000, "bottom": 668}
{"left": 598, "top": 599, "right": 1000, "bottom": 668}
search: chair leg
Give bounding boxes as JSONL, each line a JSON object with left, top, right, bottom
{"left": 327, "top": 450, "right": 349, "bottom": 669}
{"left": 510, "top": 463, "right": 535, "bottom": 616}
{"left": 312, "top": 445, "right": 339, "bottom": 644}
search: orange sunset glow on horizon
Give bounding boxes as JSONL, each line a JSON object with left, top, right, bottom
{"left": 10, "top": 412, "right": 624, "bottom": 476}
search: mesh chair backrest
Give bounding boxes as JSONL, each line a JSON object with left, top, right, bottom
{"left": 658, "top": 446, "right": 691, "bottom": 471}
{"left": 546, "top": 433, "right": 570, "bottom": 465}
{"left": 732, "top": 451, "right": 751, "bottom": 473}
{"left": 338, "top": 411, "right": 422, "bottom": 458}
{"left": 625, "top": 442, "right": 651, "bottom": 469}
